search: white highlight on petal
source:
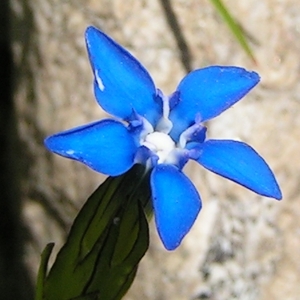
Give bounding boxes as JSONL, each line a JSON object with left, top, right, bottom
{"left": 143, "top": 132, "right": 175, "bottom": 164}
{"left": 66, "top": 150, "right": 75, "bottom": 155}
{"left": 95, "top": 70, "right": 105, "bottom": 91}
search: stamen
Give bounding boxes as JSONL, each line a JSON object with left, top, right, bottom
{"left": 128, "top": 111, "right": 154, "bottom": 141}
{"left": 179, "top": 123, "right": 207, "bottom": 149}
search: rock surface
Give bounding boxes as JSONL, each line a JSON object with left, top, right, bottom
{"left": 9, "top": 0, "right": 300, "bottom": 299}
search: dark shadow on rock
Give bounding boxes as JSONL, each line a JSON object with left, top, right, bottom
{"left": 10, "top": 0, "right": 75, "bottom": 235}
{"left": 158, "top": 0, "right": 193, "bottom": 73}
{"left": 0, "top": 0, "right": 34, "bottom": 299}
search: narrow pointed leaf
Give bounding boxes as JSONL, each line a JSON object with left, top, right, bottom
{"left": 35, "top": 243, "right": 54, "bottom": 300}
{"left": 43, "top": 164, "right": 151, "bottom": 300}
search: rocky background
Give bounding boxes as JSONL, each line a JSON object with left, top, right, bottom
{"left": 3, "top": 0, "right": 300, "bottom": 299}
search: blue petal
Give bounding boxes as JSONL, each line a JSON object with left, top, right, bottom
{"left": 44, "top": 119, "right": 137, "bottom": 176}
{"left": 150, "top": 164, "right": 202, "bottom": 250}
{"left": 169, "top": 66, "right": 260, "bottom": 141}
{"left": 194, "top": 140, "right": 282, "bottom": 199}
{"left": 85, "top": 26, "right": 161, "bottom": 125}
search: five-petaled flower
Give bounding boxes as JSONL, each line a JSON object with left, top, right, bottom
{"left": 45, "top": 26, "right": 282, "bottom": 250}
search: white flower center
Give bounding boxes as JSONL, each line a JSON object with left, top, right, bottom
{"left": 143, "top": 131, "right": 175, "bottom": 163}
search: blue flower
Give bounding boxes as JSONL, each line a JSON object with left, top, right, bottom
{"left": 45, "top": 26, "right": 282, "bottom": 250}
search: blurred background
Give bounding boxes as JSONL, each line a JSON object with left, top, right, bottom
{"left": 2, "top": 0, "right": 300, "bottom": 299}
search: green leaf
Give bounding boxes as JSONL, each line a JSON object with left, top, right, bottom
{"left": 210, "top": 0, "right": 256, "bottom": 62}
{"left": 35, "top": 243, "right": 55, "bottom": 300}
{"left": 42, "top": 164, "right": 151, "bottom": 300}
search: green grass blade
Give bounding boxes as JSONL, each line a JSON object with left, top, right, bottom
{"left": 210, "top": 0, "right": 256, "bottom": 62}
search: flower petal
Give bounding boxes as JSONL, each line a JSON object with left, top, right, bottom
{"left": 85, "top": 26, "right": 161, "bottom": 125}
{"left": 44, "top": 119, "right": 137, "bottom": 176}
{"left": 169, "top": 66, "right": 260, "bottom": 141}
{"left": 150, "top": 164, "right": 202, "bottom": 250}
{"left": 194, "top": 140, "right": 282, "bottom": 199}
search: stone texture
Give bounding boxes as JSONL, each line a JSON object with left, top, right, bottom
{"left": 9, "top": 0, "right": 300, "bottom": 299}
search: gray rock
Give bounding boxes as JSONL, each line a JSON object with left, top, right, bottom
{"left": 9, "top": 0, "right": 300, "bottom": 299}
